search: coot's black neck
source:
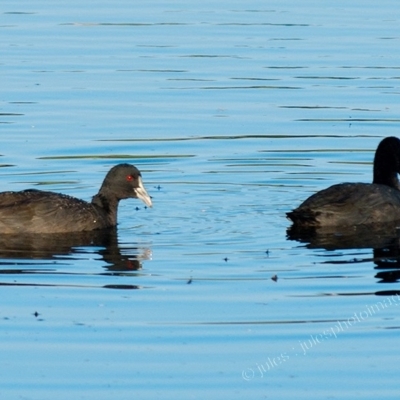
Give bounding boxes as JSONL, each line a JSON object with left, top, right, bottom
{"left": 91, "top": 193, "right": 119, "bottom": 225}
{"left": 373, "top": 137, "right": 400, "bottom": 189}
{"left": 373, "top": 169, "right": 400, "bottom": 189}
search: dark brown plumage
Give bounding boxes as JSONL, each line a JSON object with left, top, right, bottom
{"left": 287, "top": 137, "right": 400, "bottom": 228}
{"left": 0, "top": 163, "right": 152, "bottom": 234}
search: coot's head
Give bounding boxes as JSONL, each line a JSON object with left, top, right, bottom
{"left": 99, "top": 164, "right": 152, "bottom": 207}
{"left": 373, "top": 136, "right": 400, "bottom": 189}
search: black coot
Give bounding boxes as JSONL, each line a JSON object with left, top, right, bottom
{"left": 0, "top": 163, "right": 152, "bottom": 233}
{"left": 287, "top": 137, "right": 400, "bottom": 228}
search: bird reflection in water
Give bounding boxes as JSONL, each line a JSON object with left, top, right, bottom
{"left": 0, "top": 228, "right": 151, "bottom": 289}
{"left": 287, "top": 222, "right": 400, "bottom": 287}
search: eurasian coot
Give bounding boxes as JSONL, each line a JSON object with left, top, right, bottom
{"left": 0, "top": 163, "right": 152, "bottom": 233}
{"left": 287, "top": 136, "right": 400, "bottom": 228}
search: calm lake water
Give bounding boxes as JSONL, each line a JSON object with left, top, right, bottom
{"left": 1, "top": 1, "right": 400, "bottom": 399}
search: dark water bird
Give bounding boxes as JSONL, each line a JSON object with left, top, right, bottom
{"left": 287, "top": 136, "right": 400, "bottom": 228}
{"left": 0, "top": 163, "right": 152, "bottom": 234}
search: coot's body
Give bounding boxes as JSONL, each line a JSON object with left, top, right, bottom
{"left": 287, "top": 137, "right": 400, "bottom": 228}
{"left": 0, "top": 164, "right": 152, "bottom": 234}
{"left": 287, "top": 182, "right": 400, "bottom": 227}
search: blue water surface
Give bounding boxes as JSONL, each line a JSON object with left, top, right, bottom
{"left": 1, "top": 1, "right": 400, "bottom": 399}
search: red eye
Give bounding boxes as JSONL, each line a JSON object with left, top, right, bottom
{"left": 126, "top": 175, "right": 134, "bottom": 182}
